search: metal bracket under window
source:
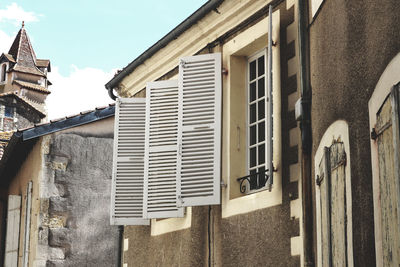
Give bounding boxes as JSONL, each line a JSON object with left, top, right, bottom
{"left": 236, "top": 167, "right": 277, "bottom": 194}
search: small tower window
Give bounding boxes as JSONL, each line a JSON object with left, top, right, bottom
{"left": 5, "top": 106, "right": 14, "bottom": 118}
{"left": 1, "top": 64, "right": 6, "bottom": 82}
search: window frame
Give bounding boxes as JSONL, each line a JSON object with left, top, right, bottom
{"left": 246, "top": 49, "right": 268, "bottom": 193}
{"left": 0, "top": 63, "right": 8, "bottom": 83}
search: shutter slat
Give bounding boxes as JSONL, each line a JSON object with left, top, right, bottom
{"left": 110, "top": 97, "right": 149, "bottom": 225}
{"left": 143, "top": 80, "right": 184, "bottom": 219}
{"left": 177, "top": 53, "right": 221, "bottom": 207}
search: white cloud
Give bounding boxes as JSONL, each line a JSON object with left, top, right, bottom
{"left": 0, "top": 3, "right": 40, "bottom": 26}
{"left": 0, "top": 30, "right": 13, "bottom": 53}
{"left": 47, "top": 65, "right": 116, "bottom": 120}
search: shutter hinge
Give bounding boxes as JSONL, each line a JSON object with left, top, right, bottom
{"left": 180, "top": 59, "right": 186, "bottom": 68}
{"left": 316, "top": 175, "right": 323, "bottom": 186}
{"left": 220, "top": 180, "right": 227, "bottom": 188}
{"left": 177, "top": 195, "right": 184, "bottom": 207}
{"left": 371, "top": 128, "right": 377, "bottom": 140}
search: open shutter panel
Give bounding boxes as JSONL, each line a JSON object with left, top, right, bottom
{"left": 143, "top": 80, "right": 184, "bottom": 218}
{"left": 318, "top": 147, "right": 331, "bottom": 267}
{"left": 110, "top": 97, "right": 149, "bottom": 225}
{"left": 329, "top": 142, "right": 347, "bottom": 266}
{"left": 4, "top": 195, "right": 21, "bottom": 267}
{"left": 177, "top": 53, "right": 221, "bottom": 207}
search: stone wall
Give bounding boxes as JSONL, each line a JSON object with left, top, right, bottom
{"left": 36, "top": 132, "right": 119, "bottom": 266}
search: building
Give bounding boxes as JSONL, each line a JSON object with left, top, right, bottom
{"left": 106, "top": 0, "right": 400, "bottom": 266}
{"left": 106, "top": 0, "right": 303, "bottom": 266}
{"left": 0, "top": 105, "right": 120, "bottom": 267}
{"left": 0, "top": 22, "right": 51, "bottom": 158}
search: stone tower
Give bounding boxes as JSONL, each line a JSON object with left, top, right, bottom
{"left": 0, "top": 22, "right": 51, "bottom": 156}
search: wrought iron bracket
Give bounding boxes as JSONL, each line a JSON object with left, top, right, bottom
{"left": 236, "top": 170, "right": 271, "bottom": 194}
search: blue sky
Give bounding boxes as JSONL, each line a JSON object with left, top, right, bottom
{"left": 0, "top": 1, "right": 207, "bottom": 118}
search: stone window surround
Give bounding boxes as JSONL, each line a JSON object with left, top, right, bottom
{"left": 221, "top": 9, "right": 282, "bottom": 218}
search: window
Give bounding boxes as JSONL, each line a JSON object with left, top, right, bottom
{"left": 5, "top": 106, "right": 14, "bottom": 118}
{"left": 1, "top": 64, "right": 6, "bottom": 83}
{"left": 247, "top": 50, "right": 267, "bottom": 191}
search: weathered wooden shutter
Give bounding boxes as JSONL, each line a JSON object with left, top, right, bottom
{"left": 177, "top": 53, "right": 221, "bottom": 207}
{"left": 318, "top": 147, "right": 331, "bottom": 267}
{"left": 4, "top": 195, "right": 21, "bottom": 267}
{"left": 143, "top": 80, "right": 184, "bottom": 218}
{"left": 329, "top": 142, "right": 347, "bottom": 267}
{"left": 111, "top": 97, "right": 149, "bottom": 225}
{"left": 376, "top": 85, "right": 400, "bottom": 266}
{"left": 318, "top": 143, "right": 348, "bottom": 267}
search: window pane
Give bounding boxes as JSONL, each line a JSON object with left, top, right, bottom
{"left": 258, "top": 77, "right": 265, "bottom": 98}
{"left": 250, "top": 125, "right": 256, "bottom": 145}
{"left": 258, "top": 56, "right": 265, "bottom": 76}
{"left": 250, "top": 147, "right": 256, "bottom": 167}
{"left": 258, "top": 121, "right": 265, "bottom": 142}
{"left": 258, "top": 166, "right": 266, "bottom": 188}
{"left": 250, "top": 103, "right": 256, "bottom": 123}
{"left": 258, "top": 99, "right": 265, "bottom": 120}
{"left": 250, "top": 169, "right": 257, "bottom": 190}
{"left": 250, "top": 82, "right": 256, "bottom": 102}
{"left": 5, "top": 106, "right": 13, "bottom": 117}
{"left": 250, "top": 60, "right": 256, "bottom": 80}
{"left": 258, "top": 144, "right": 265, "bottom": 165}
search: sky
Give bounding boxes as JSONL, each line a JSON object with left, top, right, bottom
{"left": 0, "top": 1, "right": 207, "bottom": 119}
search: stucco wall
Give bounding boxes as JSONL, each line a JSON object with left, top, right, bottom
{"left": 309, "top": 0, "right": 400, "bottom": 265}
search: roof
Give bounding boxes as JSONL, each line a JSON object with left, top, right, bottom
{"left": 20, "top": 103, "right": 115, "bottom": 140}
{"left": 36, "top": 59, "right": 51, "bottom": 71}
{"left": 0, "top": 103, "right": 116, "bottom": 184}
{"left": 0, "top": 91, "right": 46, "bottom": 118}
{"left": 7, "top": 25, "right": 47, "bottom": 77}
{"left": 13, "top": 80, "right": 51, "bottom": 94}
{"left": 2, "top": 53, "right": 16, "bottom": 63}
{"left": 105, "top": 0, "right": 223, "bottom": 90}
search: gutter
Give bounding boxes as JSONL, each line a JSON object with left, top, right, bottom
{"left": 105, "top": 0, "right": 224, "bottom": 92}
{"left": 297, "top": 0, "right": 314, "bottom": 266}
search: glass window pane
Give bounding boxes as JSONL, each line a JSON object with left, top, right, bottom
{"left": 250, "top": 169, "right": 257, "bottom": 190}
{"left": 258, "top": 121, "right": 265, "bottom": 142}
{"left": 258, "top": 77, "right": 265, "bottom": 98}
{"left": 250, "top": 60, "right": 256, "bottom": 80}
{"left": 250, "top": 125, "right": 256, "bottom": 145}
{"left": 250, "top": 147, "right": 257, "bottom": 167}
{"left": 258, "top": 99, "right": 265, "bottom": 120}
{"left": 250, "top": 103, "right": 256, "bottom": 123}
{"left": 258, "top": 166, "right": 266, "bottom": 188}
{"left": 258, "top": 56, "right": 265, "bottom": 76}
{"left": 250, "top": 82, "right": 256, "bottom": 102}
{"left": 258, "top": 144, "right": 265, "bottom": 165}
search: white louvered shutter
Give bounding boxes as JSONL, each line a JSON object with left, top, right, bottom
{"left": 110, "top": 97, "right": 149, "bottom": 225}
{"left": 143, "top": 80, "right": 184, "bottom": 218}
{"left": 177, "top": 53, "right": 222, "bottom": 207}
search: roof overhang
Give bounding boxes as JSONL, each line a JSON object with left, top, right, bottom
{"left": 105, "top": 0, "right": 224, "bottom": 91}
